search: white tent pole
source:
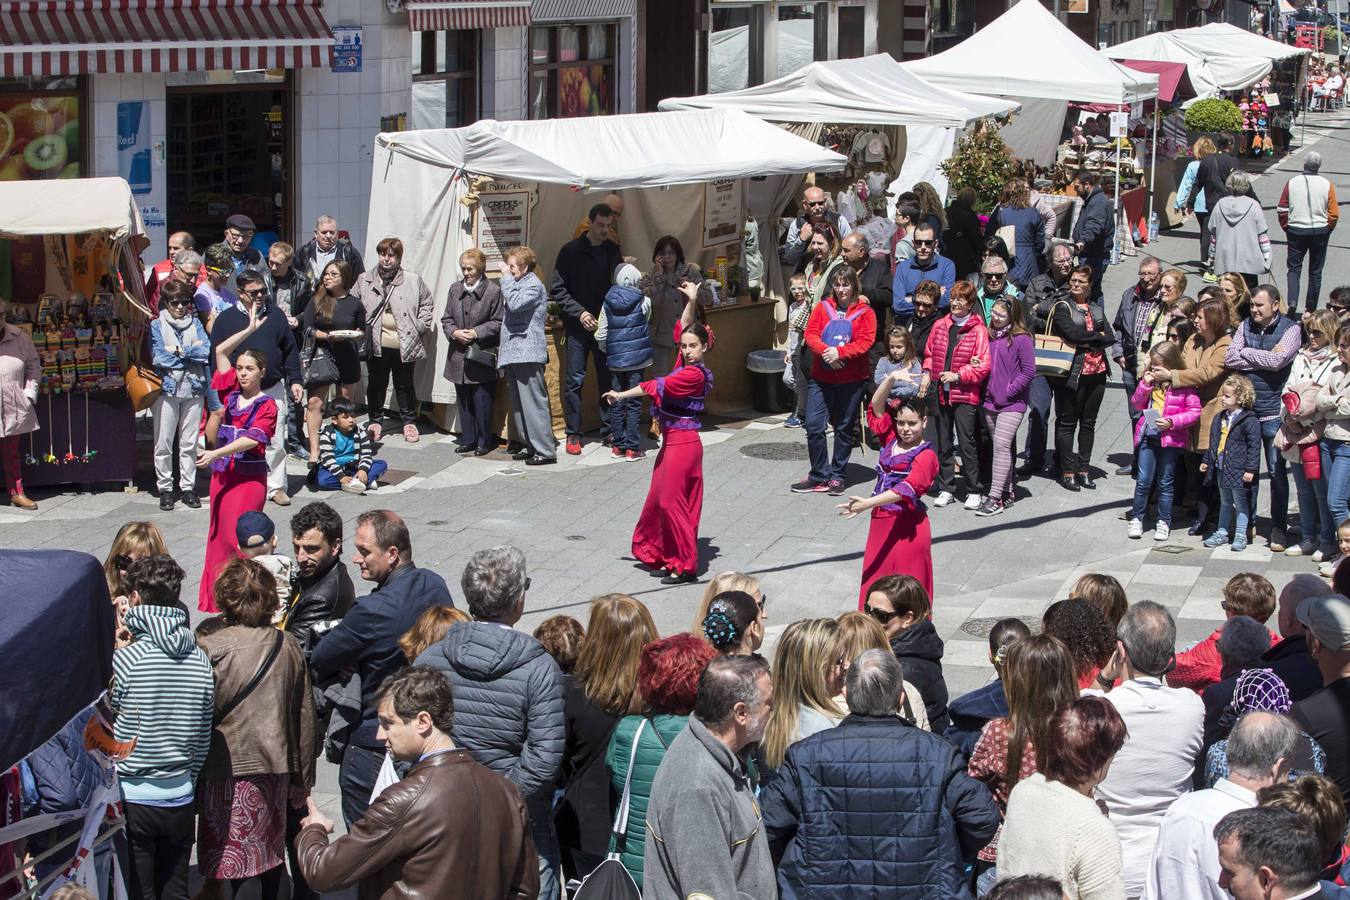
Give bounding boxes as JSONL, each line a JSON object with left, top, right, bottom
{"left": 1113, "top": 95, "right": 1123, "bottom": 263}
{"left": 1148, "top": 102, "right": 1159, "bottom": 224}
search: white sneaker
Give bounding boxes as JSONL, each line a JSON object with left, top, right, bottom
{"left": 1314, "top": 548, "right": 1330, "bottom": 562}
{"left": 1127, "top": 519, "right": 1144, "bottom": 539}
{"left": 934, "top": 491, "right": 955, "bottom": 507}
{"left": 341, "top": 480, "right": 367, "bottom": 494}
{"left": 1154, "top": 523, "right": 1171, "bottom": 542}
{"left": 964, "top": 494, "right": 983, "bottom": 511}
{"left": 1320, "top": 556, "right": 1342, "bottom": 577}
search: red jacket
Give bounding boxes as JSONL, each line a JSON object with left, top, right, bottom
{"left": 924, "top": 314, "right": 991, "bottom": 406}
{"left": 145, "top": 258, "right": 174, "bottom": 316}
{"left": 1168, "top": 626, "right": 1280, "bottom": 694}
{"left": 804, "top": 296, "right": 877, "bottom": 384}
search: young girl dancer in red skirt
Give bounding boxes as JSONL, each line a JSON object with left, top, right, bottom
{"left": 838, "top": 382, "right": 938, "bottom": 608}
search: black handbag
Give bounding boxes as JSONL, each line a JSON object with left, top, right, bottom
{"left": 464, "top": 341, "right": 498, "bottom": 370}
{"left": 302, "top": 328, "right": 341, "bottom": 387}
{"left": 571, "top": 720, "right": 645, "bottom": 900}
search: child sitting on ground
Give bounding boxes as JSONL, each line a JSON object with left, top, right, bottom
{"left": 236, "top": 510, "right": 296, "bottom": 624}
{"left": 317, "top": 397, "right": 387, "bottom": 494}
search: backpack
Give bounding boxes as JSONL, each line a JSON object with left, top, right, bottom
{"left": 821, "top": 303, "right": 867, "bottom": 347}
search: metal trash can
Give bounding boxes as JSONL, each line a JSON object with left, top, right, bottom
{"left": 746, "top": 350, "right": 792, "bottom": 414}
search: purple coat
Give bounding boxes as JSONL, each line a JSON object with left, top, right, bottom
{"left": 980, "top": 332, "right": 1035, "bottom": 414}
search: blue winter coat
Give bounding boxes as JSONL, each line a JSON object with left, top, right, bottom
{"left": 944, "top": 679, "right": 1009, "bottom": 760}
{"left": 20, "top": 708, "right": 104, "bottom": 868}
{"left": 601, "top": 284, "right": 653, "bottom": 371}
{"left": 986, "top": 206, "right": 1045, "bottom": 288}
{"left": 150, "top": 314, "right": 211, "bottom": 397}
{"left": 761, "top": 714, "right": 999, "bottom": 899}
{"left": 1204, "top": 408, "right": 1263, "bottom": 489}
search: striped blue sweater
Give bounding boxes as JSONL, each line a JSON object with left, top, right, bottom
{"left": 111, "top": 604, "right": 215, "bottom": 801}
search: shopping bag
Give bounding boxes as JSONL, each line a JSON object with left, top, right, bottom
{"left": 1034, "top": 300, "right": 1076, "bottom": 378}
{"left": 573, "top": 720, "right": 649, "bottom": 900}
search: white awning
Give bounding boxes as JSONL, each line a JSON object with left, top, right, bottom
{"left": 0, "top": 177, "right": 147, "bottom": 252}
{"left": 659, "top": 54, "right": 1018, "bottom": 128}
{"left": 904, "top": 0, "right": 1159, "bottom": 104}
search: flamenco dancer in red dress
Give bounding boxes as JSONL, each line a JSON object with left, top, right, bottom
{"left": 838, "top": 381, "right": 938, "bottom": 608}
{"left": 604, "top": 283, "right": 710, "bottom": 585}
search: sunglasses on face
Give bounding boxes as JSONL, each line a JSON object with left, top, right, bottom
{"left": 167, "top": 298, "right": 193, "bottom": 308}
{"left": 914, "top": 239, "right": 937, "bottom": 247}
{"left": 985, "top": 273, "right": 1005, "bottom": 280}
{"left": 864, "top": 604, "right": 898, "bottom": 624}
{"left": 1311, "top": 330, "right": 1326, "bottom": 338}
{"left": 115, "top": 554, "right": 133, "bottom": 571}
{"left": 238, "top": 288, "right": 262, "bottom": 297}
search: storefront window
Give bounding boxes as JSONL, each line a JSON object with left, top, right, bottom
{"left": 776, "top": 4, "right": 824, "bottom": 78}
{"left": 528, "top": 24, "right": 617, "bottom": 119}
{"left": 411, "top": 30, "right": 479, "bottom": 129}
{"left": 0, "top": 77, "right": 84, "bottom": 182}
{"left": 838, "top": 6, "right": 866, "bottom": 59}
{"left": 710, "top": 6, "right": 763, "bottom": 93}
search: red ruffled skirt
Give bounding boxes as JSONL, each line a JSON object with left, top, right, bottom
{"left": 632, "top": 429, "right": 703, "bottom": 574}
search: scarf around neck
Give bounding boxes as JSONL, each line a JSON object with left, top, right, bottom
{"left": 158, "top": 307, "right": 196, "bottom": 352}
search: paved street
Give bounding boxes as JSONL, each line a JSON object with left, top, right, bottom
{"left": 5, "top": 107, "right": 1349, "bottom": 842}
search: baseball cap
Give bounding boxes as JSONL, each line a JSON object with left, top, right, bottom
{"left": 236, "top": 510, "right": 275, "bottom": 549}
{"left": 226, "top": 214, "right": 256, "bottom": 233}
{"left": 1296, "top": 595, "right": 1350, "bottom": 651}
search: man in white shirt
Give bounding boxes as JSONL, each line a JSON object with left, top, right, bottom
{"left": 1144, "top": 711, "right": 1299, "bottom": 900}
{"left": 1091, "top": 600, "right": 1206, "bottom": 899}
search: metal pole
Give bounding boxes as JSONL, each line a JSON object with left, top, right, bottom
{"left": 1148, "top": 102, "right": 1159, "bottom": 221}
{"left": 1114, "top": 97, "right": 1123, "bottom": 262}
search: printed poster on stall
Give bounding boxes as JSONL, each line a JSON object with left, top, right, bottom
{"left": 703, "top": 179, "right": 742, "bottom": 248}
{"left": 472, "top": 181, "right": 535, "bottom": 271}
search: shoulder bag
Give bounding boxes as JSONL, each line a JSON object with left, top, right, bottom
{"left": 1034, "top": 300, "right": 1076, "bottom": 379}
{"left": 572, "top": 720, "right": 646, "bottom": 900}
{"left": 301, "top": 327, "right": 340, "bottom": 388}
{"left": 464, "top": 341, "right": 498, "bottom": 370}
{"left": 125, "top": 364, "right": 163, "bottom": 411}
{"left": 358, "top": 286, "right": 391, "bottom": 362}
{"left": 216, "top": 630, "right": 284, "bottom": 723}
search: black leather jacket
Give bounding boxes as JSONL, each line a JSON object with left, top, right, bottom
{"left": 262, "top": 266, "right": 312, "bottom": 322}
{"left": 287, "top": 559, "right": 356, "bottom": 650}
{"left": 295, "top": 238, "right": 366, "bottom": 289}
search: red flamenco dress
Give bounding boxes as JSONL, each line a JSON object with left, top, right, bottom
{"left": 198, "top": 368, "right": 276, "bottom": 612}
{"left": 632, "top": 353, "right": 713, "bottom": 578}
{"left": 858, "top": 407, "right": 938, "bottom": 608}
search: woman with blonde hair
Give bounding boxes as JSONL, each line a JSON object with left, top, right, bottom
{"left": 834, "top": 611, "right": 929, "bottom": 729}
{"left": 1176, "top": 136, "right": 1217, "bottom": 274}
{"left": 1282, "top": 308, "right": 1341, "bottom": 557}
{"left": 556, "top": 594, "right": 658, "bottom": 882}
{"left": 398, "top": 605, "right": 470, "bottom": 662}
{"left": 1145, "top": 269, "right": 1191, "bottom": 351}
{"left": 762, "top": 617, "right": 846, "bottom": 770}
{"left": 691, "top": 571, "right": 762, "bottom": 633}
{"left": 1218, "top": 271, "right": 1253, "bottom": 323}
{"left": 104, "top": 521, "right": 168, "bottom": 597}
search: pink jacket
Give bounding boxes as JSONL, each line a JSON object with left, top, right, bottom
{"left": 923, "top": 315, "right": 991, "bottom": 406}
{"left": 1131, "top": 380, "right": 1201, "bottom": 448}
{"left": 0, "top": 324, "right": 39, "bottom": 439}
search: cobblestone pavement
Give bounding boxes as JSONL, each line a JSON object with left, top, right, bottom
{"left": 5, "top": 108, "right": 1349, "bottom": 846}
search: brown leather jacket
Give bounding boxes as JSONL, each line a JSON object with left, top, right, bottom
{"left": 296, "top": 750, "right": 538, "bottom": 900}
{"left": 196, "top": 624, "right": 316, "bottom": 786}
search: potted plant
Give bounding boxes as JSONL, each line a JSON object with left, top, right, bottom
{"left": 1322, "top": 25, "right": 1343, "bottom": 55}
{"left": 939, "top": 121, "right": 1020, "bottom": 215}
{"left": 1183, "top": 97, "right": 1243, "bottom": 151}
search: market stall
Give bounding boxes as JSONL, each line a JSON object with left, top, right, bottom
{"left": 902, "top": 0, "right": 1158, "bottom": 237}
{"left": 0, "top": 178, "right": 149, "bottom": 489}
{"left": 0, "top": 549, "right": 122, "bottom": 899}
{"left": 364, "top": 109, "right": 845, "bottom": 422}
{"left": 658, "top": 55, "right": 1018, "bottom": 339}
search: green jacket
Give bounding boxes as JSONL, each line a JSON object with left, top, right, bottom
{"left": 604, "top": 713, "right": 688, "bottom": 888}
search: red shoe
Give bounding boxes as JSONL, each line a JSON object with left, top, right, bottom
{"left": 611, "top": 447, "right": 625, "bottom": 459}
{"left": 625, "top": 449, "right": 646, "bottom": 461}
{"left": 566, "top": 435, "right": 582, "bottom": 455}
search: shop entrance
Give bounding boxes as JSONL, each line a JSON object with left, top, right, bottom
{"left": 166, "top": 74, "right": 292, "bottom": 251}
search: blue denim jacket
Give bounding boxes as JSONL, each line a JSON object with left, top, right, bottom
{"left": 150, "top": 315, "right": 211, "bottom": 397}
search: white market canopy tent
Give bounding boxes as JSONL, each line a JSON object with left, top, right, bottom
{"left": 903, "top": 0, "right": 1158, "bottom": 165}
{"left": 366, "top": 108, "right": 845, "bottom": 405}
{"left": 374, "top": 108, "right": 844, "bottom": 191}
{"left": 1106, "top": 23, "right": 1307, "bottom": 99}
{"left": 657, "top": 54, "right": 1018, "bottom": 128}
{"left": 904, "top": 0, "right": 1159, "bottom": 104}
{"left": 0, "top": 177, "right": 148, "bottom": 253}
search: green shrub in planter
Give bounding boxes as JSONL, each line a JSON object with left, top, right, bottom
{"left": 1183, "top": 98, "right": 1243, "bottom": 134}
{"left": 938, "top": 122, "right": 1020, "bottom": 215}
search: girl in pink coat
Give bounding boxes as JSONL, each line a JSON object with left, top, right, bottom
{"left": 1128, "top": 340, "right": 1202, "bottom": 541}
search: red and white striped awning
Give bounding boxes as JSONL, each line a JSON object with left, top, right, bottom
{"left": 0, "top": 0, "right": 336, "bottom": 78}
{"left": 405, "top": 0, "right": 532, "bottom": 30}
